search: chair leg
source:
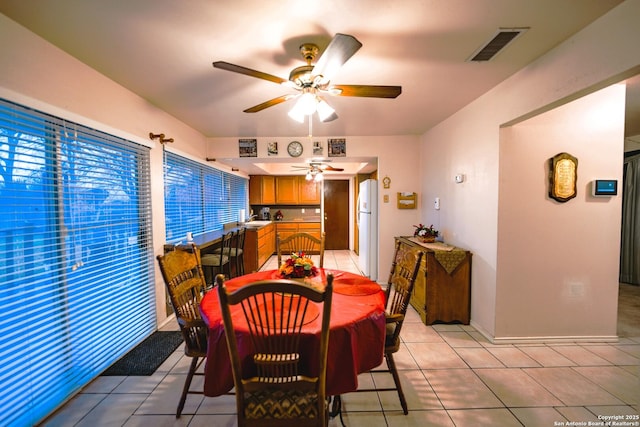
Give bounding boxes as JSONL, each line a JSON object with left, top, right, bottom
{"left": 385, "top": 351, "right": 408, "bottom": 415}
{"left": 236, "top": 254, "right": 244, "bottom": 276}
{"left": 177, "top": 356, "right": 199, "bottom": 418}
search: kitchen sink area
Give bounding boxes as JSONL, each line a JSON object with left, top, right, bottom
{"left": 242, "top": 220, "right": 273, "bottom": 228}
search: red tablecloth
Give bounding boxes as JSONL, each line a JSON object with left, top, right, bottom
{"left": 199, "top": 268, "right": 386, "bottom": 397}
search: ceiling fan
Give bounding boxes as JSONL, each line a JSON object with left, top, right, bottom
{"left": 291, "top": 161, "right": 344, "bottom": 181}
{"left": 213, "top": 33, "right": 402, "bottom": 122}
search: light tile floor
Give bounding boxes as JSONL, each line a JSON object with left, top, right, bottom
{"left": 41, "top": 250, "right": 639, "bottom": 427}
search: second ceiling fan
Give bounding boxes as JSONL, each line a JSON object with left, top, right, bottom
{"left": 213, "top": 33, "right": 401, "bottom": 122}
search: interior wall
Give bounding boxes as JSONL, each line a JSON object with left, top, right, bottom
{"left": 497, "top": 84, "right": 625, "bottom": 341}
{"left": 0, "top": 14, "right": 211, "bottom": 326}
{"left": 419, "top": 0, "right": 640, "bottom": 339}
{"left": 208, "top": 135, "right": 422, "bottom": 280}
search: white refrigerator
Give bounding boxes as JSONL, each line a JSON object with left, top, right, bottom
{"left": 357, "top": 179, "right": 378, "bottom": 281}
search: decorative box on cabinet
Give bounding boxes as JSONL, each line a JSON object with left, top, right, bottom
{"left": 395, "top": 236, "right": 472, "bottom": 325}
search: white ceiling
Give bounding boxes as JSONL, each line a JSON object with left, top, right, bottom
{"left": 3, "top": 1, "right": 638, "bottom": 175}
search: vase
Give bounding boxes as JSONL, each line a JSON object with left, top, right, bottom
{"left": 419, "top": 236, "right": 436, "bottom": 243}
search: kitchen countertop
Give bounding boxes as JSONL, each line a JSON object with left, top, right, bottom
{"left": 273, "top": 219, "right": 321, "bottom": 223}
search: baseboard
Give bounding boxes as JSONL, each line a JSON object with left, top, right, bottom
{"left": 469, "top": 320, "right": 619, "bottom": 344}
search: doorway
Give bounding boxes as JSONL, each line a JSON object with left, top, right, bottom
{"left": 323, "top": 180, "right": 349, "bottom": 249}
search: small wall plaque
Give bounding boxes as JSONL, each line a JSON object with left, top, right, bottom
{"left": 382, "top": 176, "right": 391, "bottom": 189}
{"left": 267, "top": 141, "right": 278, "bottom": 156}
{"left": 548, "top": 152, "right": 577, "bottom": 202}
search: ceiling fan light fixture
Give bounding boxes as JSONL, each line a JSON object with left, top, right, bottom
{"left": 288, "top": 107, "right": 305, "bottom": 123}
{"left": 314, "top": 171, "right": 324, "bottom": 182}
{"left": 306, "top": 171, "right": 313, "bottom": 181}
{"left": 297, "top": 91, "right": 318, "bottom": 115}
{"left": 316, "top": 99, "right": 335, "bottom": 122}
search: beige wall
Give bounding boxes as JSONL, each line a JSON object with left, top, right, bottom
{"left": 419, "top": 0, "right": 640, "bottom": 341}
{"left": 497, "top": 84, "right": 624, "bottom": 341}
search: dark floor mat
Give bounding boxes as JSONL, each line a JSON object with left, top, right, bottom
{"left": 101, "top": 331, "right": 183, "bottom": 376}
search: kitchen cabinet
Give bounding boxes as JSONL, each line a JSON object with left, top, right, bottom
{"left": 250, "top": 175, "right": 321, "bottom": 205}
{"left": 395, "top": 236, "right": 472, "bottom": 325}
{"left": 249, "top": 175, "right": 275, "bottom": 205}
{"left": 297, "top": 176, "right": 321, "bottom": 204}
{"left": 275, "top": 176, "right": 298, "bottom": 204}
{"left": 276, "top": 222, "right": 321, "bottom": 242}
{"left": 244, "top": 223, "right": 275, "bottom": 273}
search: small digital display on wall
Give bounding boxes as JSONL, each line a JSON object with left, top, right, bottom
{"left": 592, "top": 179, "right": 617, "bottom": 196}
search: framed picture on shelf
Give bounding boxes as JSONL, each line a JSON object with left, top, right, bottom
{"left": 239, "top": 139, "right": 257, "bottom": 157}
{"left": 267, "top": 141, "right": 278, "bottom": 156}
{"left": 328, "top": 138, "right": 346, "bottom": 157}
{"left": 313, "top": 141, "right": 323, "bottom": 155}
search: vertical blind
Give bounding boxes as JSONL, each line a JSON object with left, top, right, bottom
{"left": 0, "top": 99, "right": 155, "bottom": 426}
{"left": 163, "top": 151, "right": 248, "bottom": 242}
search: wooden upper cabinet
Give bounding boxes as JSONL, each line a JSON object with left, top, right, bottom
{"left": 297, "top": 176, "right": 321, "bottom": 204}
{"left": 251, "top": 175, "right": 321, "bottom": 205}
{"left": 275, "top": 176, "right": 298, "bottom": 204}
{"left": 249, "top": 175, "right": 275, "bottom": 205}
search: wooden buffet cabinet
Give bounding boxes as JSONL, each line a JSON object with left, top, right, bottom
{"left": 395, "top": 236, "right": 472, "bottom": 325}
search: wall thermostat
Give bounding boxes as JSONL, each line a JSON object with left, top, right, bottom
{"left": 591, "top": 179, "right": 617, "bottom": 197}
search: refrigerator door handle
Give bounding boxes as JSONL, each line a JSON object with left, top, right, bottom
{"left": 356, "top": 193, "right": 360, "bottom": 229}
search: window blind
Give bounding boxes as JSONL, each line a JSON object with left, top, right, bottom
{"left": 0, "top": 99, "right": 155, "bottom": 427}
{"left": 164, "top": 151, "right": 248, "bottom": 242}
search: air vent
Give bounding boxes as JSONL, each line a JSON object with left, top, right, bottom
{"left": 468, "top": 27, "right": 529, "bottom": 62}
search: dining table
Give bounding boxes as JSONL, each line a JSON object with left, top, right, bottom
{"left": 199, "top": 268, "right": 387, "bottom": 398}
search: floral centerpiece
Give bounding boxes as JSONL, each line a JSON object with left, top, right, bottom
{"left": 413, "top": 223, "right": 439, "bottom": 243}
{"left": 279, "top": 252, "right": 318, "bottom": 279}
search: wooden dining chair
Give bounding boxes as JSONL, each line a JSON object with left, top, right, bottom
{"left": 201, "top": 230, "right": 233, "bottom": 285}
{"left": 216, "top": 273, "right": 334, "bottom": 427}
{"left": 354, "top": 240, "right": 423, "bottom": 415}
{"left": 156, "top": 244, "right": 209, "bottom": 418}
{"left": 277, "top": 231, "right": 325, "bottom": 268}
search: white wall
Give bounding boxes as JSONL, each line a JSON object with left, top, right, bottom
{"left": 207, "top": 135, "right": 422, "bottom": 281}
{"left": 419, "top": 0, "right": 640, "bottom": 341}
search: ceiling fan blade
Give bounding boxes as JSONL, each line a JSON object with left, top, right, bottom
{"left": 243, "top": 95, "right": 296, "bottom": 113}
{"left": 213, "top": 61, "right": 288, "bottom": 85}
{"left": 331, "top": 84, "right": 402, "bottom": 98}
{"left": 312, "top": 34, "right": 362, "bottom": 83}
{"left": 323, "top": 166, "right": 344, "bottom": 172}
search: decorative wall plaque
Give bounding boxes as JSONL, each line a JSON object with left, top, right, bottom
{"left": 327, "top": 138, "right": 346, "bottom": 157}
{"left": 548, "top": 152, "right": 578, "bottom": 202}
{"left": 267, "top": 141, "right": 278, "bottom": 156}
{"left": 239, "top": 139, "right": 257, "bottom": 157}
